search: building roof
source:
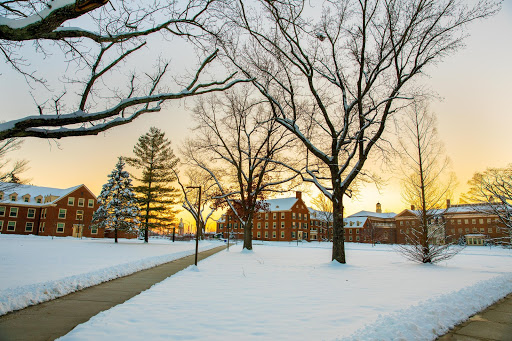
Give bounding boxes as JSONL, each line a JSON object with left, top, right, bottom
{"left": 0, "top": 182, "right": 84, "bottom": 206}
{"left": 343, "top": 216, "right": 367, "bottom": 228}
{"left": 348, "top": 210, "right": 397, "bottom": 219}
{"left": 259, "top": 197, "right": 298, "bottom": 212}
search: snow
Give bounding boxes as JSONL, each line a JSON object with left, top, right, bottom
{"left": 0, "top": 181, "right": 82, "bottom": 206}
{"left": 60, "top": 242, "right": 512, "bottom": 341}
{"left": 349, "top": 210, "right": 397, "bottom": 219}
{"left": 0, "top": 0, "right": 76, "bottom": 29}
{"left": 0, "top": 235, "right": 219, "bottom": 315}
{"left": 261, "top": 197, "right": 298, "bottom": 211}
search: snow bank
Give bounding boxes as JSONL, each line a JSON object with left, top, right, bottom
{"left": 0, "top": 235, "right": 220, "bottom": 315}
{"left": 60, "top": 242, "right": 512, "bottom": 340}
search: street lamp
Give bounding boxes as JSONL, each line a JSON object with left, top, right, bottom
{"left": 186, "top": 186, "right": 201, "bottom": 266}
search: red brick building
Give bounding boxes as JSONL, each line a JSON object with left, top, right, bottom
{"left": 346, "top": 205, "right": 397, "bottom": 244}
{"left": 0, "top": 182, "right": 102, "bottom": 238}
{"left": 217, "top": 192, "right": 315, "bottom": 242}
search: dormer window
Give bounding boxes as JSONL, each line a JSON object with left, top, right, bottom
{"left": 10, "top": 193, "right": 17, "bottom": 201}
{"left": 35, "top": 195, "right": 43, "bottom": 204}
{"left": 0, "top": 192, "right": 3, "bottom": 200}
{"left": 22, "top": 194, "right": 30, "bottom": 203}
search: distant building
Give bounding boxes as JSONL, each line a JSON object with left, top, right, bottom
{"left": 0, "top": 182, "right": 102, "bottom": 238}
{"left": 346, "top": 205, "right": 397, "bottom": 244}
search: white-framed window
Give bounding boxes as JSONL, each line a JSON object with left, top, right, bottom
{"left": 399, "top": 221, "right": 403, "bottom": 226}
{"left": 480, "top": 228, "right": 485, "bottom": 233}
{"left": 88, "top": 199, "right": 95, "bottom": 208}
{"left": 58, "top": 209, "right": 66, "bottom": 219}
{"left": 23, "top": 196, "right": 30, "bottom": 203}
{"left": 0, "top": 206, "right": 5, "bottom": 217}
{"left": 458, "top": 219, "right": 462, "bottom": 224}
{"left": 68, "top": 197, "right": 75, "bottom": 206}
{"left": 9, "top": 207, "right": 18, "bottom": 217}
{"left": 27, "top": 208, "right": 36, "bottom": 218}
{"left": 56, "top": 223, "right": 65, "bottom": 233}
{"left": 257, "top": 213, "right": 261, "bottom": 220}
{"left": 76, "top": 210, "right": 84, "bottom": 220}
{"left": 281, "top": 212, "right": 285, "bottom": 219}
{"left": 291, "top": 231, "right": 295, "bottom": 238}
{"left": 10, "top": 194, "right": 17, "bottom": 201}
{"left": 265, "top": 222, "right": 268, "bottom": 229}
{"left": 257, "top": 231, "right": 261, "bottom": 238}
{"left": 304, "top": 214, "right": 308, "bottom": 220}
{"left": 91, "top": 227, "right": 98, "bottom": 235}
{"left": 472, "top": 219, "right": 476, "bottom": 224}
{"left": 488, "top": 227, "right": 493, "bottom": 233}
{"left": 298, "top": 213, "right": 302, "bottom": 220}
{"left": 272, "top": 231, "right": 276, "bottom": 238}
{"left": 257, "top": 222, "right": 261, "bottom": 229}
{"left": 487, "top": 218, "right": 492, "bottom": 224}
{"left": 292, "top": 222, "right": 296, "bottom": 229}
{"left": 465, "top": 228, "right": 469, "bottom": 233}
{"left": 349, "top": 236, "right": 353, "bottom": 241}
{"left": 472, "top": 227, "right": 477, "bottom": 233}
{"left": 281, "top": 231, "right": 285, "bottom": 238}
{"left": 273, "top": 213, "right": 277, "bottom": 220}
{"left": 465, "top": 219, "right": 469, "bottom": 224}
{"left": 265, "top": 213, "right": 269, "bottom": 220}
{"left": 349, "top": 229, "right": 353, "bottom": 234}
{"left": 273, "top": 222, "right": 276, "bottom": 229}
{"left": 39, "top": 222, "right": 45, "bottom": 233}
{"left": 25, "top": 222, "right": 34, "bottom": 232}
{"left": 479, "top": 218, "right": 484, "bottom": 224}
{"left": 36, "top": 196, "right": 42, "bottom": 203}
{"left": 356, "top": 236, "right": 360, "bottom": 241}
{"left": 292, "top": 213, "right": 296, "bottom": 219}
{"left": 78, "top": 198, "right": 85, "bottom": 207}
{"left": 0, "top": 221, "right": 3, "bottom": 231}
{"left": 281, "top": 222, "right": 285, "bottom": 229}
{"left": 264, "top": 231, "right": 268, "bottom": 238}
{"left": 7, "top": 221, "right": 16, "bottom": 231}
{"left": 356, "top": 229, "right": 360, "bottom": 234}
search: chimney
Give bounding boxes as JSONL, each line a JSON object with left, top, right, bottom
{"left": 296, "top": 191, "right": 302, "bottom": 200}
{"left": 411, "top": 204, "right": 415, "bottom": 210}
{"left": 376, "top": 202, "right": 382, "bottom": 214}
{"left": 446, "top": 199, "right": 451, "bottom": 208}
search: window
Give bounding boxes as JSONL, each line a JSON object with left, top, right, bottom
{"left": 257, "top": 213, "right": 261, "bottom": 220}
{"left": 10, "top": 194, "right": 17, "bottom": 201}
{"left": 39, "top": 222, "right": 45, "bottom": 233}
{"left": 25, "top": 222, "right": 34, "bottom": 232}
{"left": 304, "top": 214, "right": 308, "bottom": 220}
{"left": 88, "top": 199, "right": 94, "bottom": 208}
{"left": 465, "top": 219, "right": 469, "bottom": 224}
{"left": 91, "top": 227, "right": 98, "bottom": 235}
{"left": 304, "top": 223, "right": 308, "bottom": 229}
{"left": 292, "top": 222, "right": 296, "bottom": 229}
{"left": 349, "top": 229, "right": 353, "bottom": 234}
{"left": 0, "top": 206, "right": 5, "bottom": 217}
{"left": 458, "top": 228, "right": 462, "bottom": 233}
{"left": 272, "top": 231, "right": 276, "bottom": 239}
{"left": 487, "top": 218, "right": 492, "bottom": 224}
{"left": 68, "top": 197, "right": 75, "bottom": 206}
{"left": 465, "top": 228, "right": 469, "bottom": 233}
{"left": 0, "top": 192, "right": 3, "bottom": 200}
{"left": 265, "top": 222, "right": 268, "bottom": 229}
{"left": 56, "top": 223, "right": 65, "bottom": 233}
{"left": 458, "top": 220, "right": 462, "bottom": 225}
{"left": 273, "top": 213, "right": 277, "bottom": 220}
{"left": 219, "top": 224, "right": 223, "bottom": 230}
{"left": 356, "top": 221, "right": 360, "bottom": 226}
{"left": 356, "top": 229, "right": 360, "bottom": 234}
{"left": 0, "top": 221, "right": 3, "bottom": 231}
{"left": 281, "top": 222, "right": 285, "bottom": 229}
{"left": 36, "top": 197, "right": 42, "bottom": 204}
{"left": 273, "top": 222, "right": 276, "bottom": 229}
{"left": 479, "top": 219, "right": 484, "bottom": 224}
{"left": 356, "top": 236, "right": 360, "bottom": 241}
{"left": 265, "top": 231, "right": 268, "bottom": 238}
{"left": 265, "top": 213, "right": 269, "bottom": 220}
{"left": 292, "top": 213, "right": 296, "bottom": 219}
{"left": 9, "top": 207, "right": 18, "bottom": 217}
{"left": 349, "top": 236, "right": 353, "bottom": 241}
{"left": 76, "top": 210, "right": 84, "bottom": 220}
{"left": 472, "top": 219, "right": 476, "bottom": 224}
{"left": 257, "top": 222, "right": 261, "bottom": 229}
{"left": 58, "top": 209, "right": 66, "bottom": 219}
{"left": 451, "top": 229, "right": 455, "bottom": 234}
{"left": 234, "top": 223, "right": 238, "bottom": 229}
{"left": 24, "top": 196, "right": 30, "bottom": 203}
{"left": 291, "top": 231, "right": 296, "bottom": 238}
{"left": 281, "top": 212, "right": 285, "bottom": 219}
{"left": 27, "top": 208, "right": 36, "bottom": 218}
{"left": 298, "top": 222, "right": 301, "bottom": 229}
{"left": 480, "top": 228, "right": 485, "bottom": 233}
{"left": 7, "top": 221, "right": 16, "bottom": 231}
{"left": 400, "top": 221, "right": 403, "bottom": 226}
{"left": 257, "top": 232, "right": 261, "bottom": 238}
{"left": 488, "top": 228, "right": 493, "bottom": 233}
{"left": 472, "top": 227, "right": 477, "bottom": 233}
{"left": 40, "top": 208, "right": 47, "bottom": 219}
{"left": 78, "top": 198, "right": 85, "bottom": 207}
{"left": 281, "top": 231, "right": 285, "bottom": 238}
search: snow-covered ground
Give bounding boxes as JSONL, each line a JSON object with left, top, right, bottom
{"left": 0, "top": 234, "right": 220, "bottom": 315}
{"left": 60, "top": 242, "right": 512, "bottom": 341}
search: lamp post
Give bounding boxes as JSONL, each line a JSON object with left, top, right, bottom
{"left": 186, "top": 186, "right": 201, "bottom": 266}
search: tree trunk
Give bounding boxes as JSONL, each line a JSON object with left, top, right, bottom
{"left": 243, "top": 221, "right": 253, "bottom": 250}
{"left": 115, "top": 227, "right": 118, "bottom": 243}
{"left": 144, "top": 200, "right": 150, "bottom": 243}
{"left": 332, "top": 193, "right": 346, "bottom": 263}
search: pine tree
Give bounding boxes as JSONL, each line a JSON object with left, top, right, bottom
{"left": 92, "top": 157, "right": 140, "bottom": 243}
{"left": 126, "top": 127, "right": 180, "bottom": 243}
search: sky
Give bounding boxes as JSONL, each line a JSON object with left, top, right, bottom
{"left": 2, "top": 1, "right": 511, "bottom": 226}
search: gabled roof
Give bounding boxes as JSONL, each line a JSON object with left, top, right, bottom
{"left": 348, "top": 210, "right": 397, "bottom": 219}
{"left": 344, "top": 216, "right": 367, "bottom": 228}
{"left": 0, "top": 182, "right": 85, "bottom": 206}
{"left": 259, "top": 197, "right": 298, "bottom": 212}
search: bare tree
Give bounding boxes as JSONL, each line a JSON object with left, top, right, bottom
{"left": 463, "top": 165, "right": 512, "bottom": 247}
{"left": 216, "top": 0, "right": 498, "bottom": 262}
{"left": 396, "top": 101, "right": 461, "bottom": 263}
{"left": 0, "top": 138, "right": 29, "bottom": 188}
{"left": 0, "top": 0, "right": 250, "bottom": 139}
{"left": 174, "top": 168, "right": 219, "bottom": 239}
{"left": 181, "top": 87, "right": 298, "bottom": 250}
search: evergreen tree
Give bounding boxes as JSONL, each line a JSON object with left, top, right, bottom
{"left": 92, "top": 157, "right": 140, "bottom": 243}
{"left": 126, "top": 127, "right": 180, "bottom": 243}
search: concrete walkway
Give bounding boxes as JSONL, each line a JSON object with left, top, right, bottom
{"left": 0, "top": 245, "right": 226, "bottom": 341}
{"left": 437, "top": 293, "right": 512, "bottom": 341}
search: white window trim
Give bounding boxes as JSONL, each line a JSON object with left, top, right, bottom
{"left": 58, "top": 209, "right": 67, "bottom": 219}
{"left": 9, "top": 207, "right": 18, "bottom": 218}
{"left": 56, "top": 223, "right": 65, "bottom": 233}
{"left": 68, "top": 197, "right": 75, "bottom": 206}
{"left": 7, "top": 221, "right": 16, "bottom": 231}
{"left": 78, "top": 198, "right": 85, "bottom": 207}
{"left": 27, "top": 208, "right": 36, "bottom": 219}
{"left": 25, "top": 222, "right": 34, "bottom": 232}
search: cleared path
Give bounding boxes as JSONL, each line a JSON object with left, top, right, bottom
{"left": 437, "top": 293, "right": 512, "bottom": 341}
{"left": 0, "top": 245, "right": 226, "bottom": 341}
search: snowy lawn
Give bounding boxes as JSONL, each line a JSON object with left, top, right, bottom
{"left": 62, "top": 242, "right": 512, "bottom": 341}
{"left": 0, "top": 234, "right": 220, "bottom": 315}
